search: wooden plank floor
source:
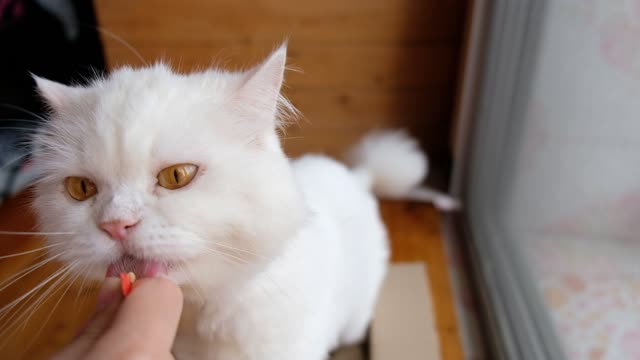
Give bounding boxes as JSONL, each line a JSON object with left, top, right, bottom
{"left": 381, "top": 201, "right": 464, "bottom": 360}
{"left": 0, "top": 191, "right": 462, "bottom": 359}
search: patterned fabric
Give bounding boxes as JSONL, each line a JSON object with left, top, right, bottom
{"left": 531, "top": 233, "right": 640, "bottom": 360}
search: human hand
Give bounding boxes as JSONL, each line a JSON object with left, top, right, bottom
{"left": 53, "top": 277, "right": 183, "bottom": 360}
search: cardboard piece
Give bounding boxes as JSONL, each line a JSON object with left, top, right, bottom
{"left": 330, "top": 262, "right": 440, "bottom": 360}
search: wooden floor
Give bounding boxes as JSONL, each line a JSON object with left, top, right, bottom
{"left": 0, "top": 192, "right": 462, "bottom": 359}
{"left": 382, "top": 201, "right": 464, "bottom": 360}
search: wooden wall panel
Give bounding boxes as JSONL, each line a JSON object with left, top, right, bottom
{"left": 94, "top": 0, "right": 467, "bottom": 165}
{"left": 95, "top": 1, "right": 465, "bottom": 46}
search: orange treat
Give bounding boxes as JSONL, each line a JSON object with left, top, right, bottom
{"left": 119, "top": 272, "right": 136, "bottom": 297}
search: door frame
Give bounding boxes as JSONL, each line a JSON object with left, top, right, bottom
{"left": 448, "top": 1, "right": 565, "bottom": 358}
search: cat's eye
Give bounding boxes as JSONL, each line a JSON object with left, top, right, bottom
{"left": 157, "top": 164, "right": 198, "bottom": 190}
{"left": 65, "top": 177, "right": 98, "bottom": 201}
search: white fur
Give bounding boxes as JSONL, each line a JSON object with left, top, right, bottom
{"left": 31, "top": 46, "right": 426, "bottom": 359}
{"left": 345, "top": 129, "right": 428, "bottom": 198}
{"left": 345, "top": 130, "right": 461, "bottom": 211}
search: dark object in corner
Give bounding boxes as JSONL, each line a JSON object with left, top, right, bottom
{"left": 0, "top": 0, "right": 105, "bottom": 199}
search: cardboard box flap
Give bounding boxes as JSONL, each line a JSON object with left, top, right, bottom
{"left": 330, "top": 262, "right": 440, "bottom": 360}
{"left": 371, "top": 262, "right": 440, "bottom": 360}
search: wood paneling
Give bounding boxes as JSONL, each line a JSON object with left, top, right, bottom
{"left": 105, "top": 46, "right": 458, "bottom": 90}
{"left": 94, "top": 0, "right": 467, "bottom": 165}
{"left": 95, "top": 1, "right": 465, "bottom": 46}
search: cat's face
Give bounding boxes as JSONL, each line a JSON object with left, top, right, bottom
{"left": 31, "top": 46, "right": 305, "bottom": 287}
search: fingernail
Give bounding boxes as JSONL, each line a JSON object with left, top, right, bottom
{"left": 96, "top": 277, "right": 121, "bottom": 312}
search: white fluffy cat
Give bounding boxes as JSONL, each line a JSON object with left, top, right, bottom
{"left": 31, "top": 45, "right": 428, "bottom": 359}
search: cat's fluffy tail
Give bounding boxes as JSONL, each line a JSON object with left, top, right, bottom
{"left": 344, "top": 130, "right": 460, "bottom": 211}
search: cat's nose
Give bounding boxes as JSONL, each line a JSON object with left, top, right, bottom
{"left": 100, "top": 218, "right": 140, "bottom": 241}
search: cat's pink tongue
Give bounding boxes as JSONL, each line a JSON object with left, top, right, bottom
{"left": 106, "top": 257, "right": 166, "bottom": 278}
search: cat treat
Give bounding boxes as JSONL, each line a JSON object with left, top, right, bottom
{"left": 119, "top": 272, "right": 136, "bottom": 297}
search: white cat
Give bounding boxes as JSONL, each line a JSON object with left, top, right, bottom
{"left": 31, "top": 45, "right": 428, "bottom": 359}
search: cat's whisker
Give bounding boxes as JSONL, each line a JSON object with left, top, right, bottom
{"left": 8, "top": 262, "right": 76, "bottom": 332}
{"left": 27, "top": 127, "right": 72, "bottom": 140}
{"left": 178, "top": 263, "right": 205, "bottom": 304}
{"left": 71, "top": 269, "right": 97, "bottom": 328}
{"left": 14, "top": 137, "right": 37, "bottom": 146}
{"left": 0, "top": 253, "right": 48, "bottom": 289}
{"left": 0, "top": 262, "right": 77, "bottom": 346}
{"left": 209, "top": 241, "right": 271, "bottom": 261}
{"left": 208, "top": 246, "right": 250, "bottom": 264}
{"left": 72, "top": 265, "right": 92, "bottom": 309}
{"left": 0, "top": 243, "right": 62, "bottom": 260}
{"left": 25, "top": 263, "right": 83, "bottom": 348}
{"left": 0, "top": 153, "right": 31, "bottom": 173}
{"left": 249, "top": 270, "right": 294, "bottom": 310}
{"left": 200, "top": 245, "right": 250, "bottom": 266}
{"left": 0, "top": 147, "right": 31, "bottom": 161}
{"left": 0, "top": 103, "right": 47, "bottom": 122}
{"left": 0, "top": 127, "right": 43, "bottom": 133}
{"left": 92, "top": 26, "right": 147, "bottom": 66}
{"left": 0, "top": 285, "right": 47, "bottom": 343}
{"left": 184, "top": 231, "right": 270, "bottom": 261}
{"left": 0, "top": 252, "right": 64, "bottom": 291}
{"left": 195, "top": 241, "right": 292, "bottom": 305}
{"left": 0, "top": 118, "right": 42, "bottom": 125}
{"left": 0, "top": 262, "right": 74, "bottom": 345}
{"left": 0, "top": 259, "right": 68, "bottom": 312}
{"left": 0, "top": 261, "right": 73, "bottom": 324}
{"left": 0, "top": 231, "right": 75, "bottom": 236}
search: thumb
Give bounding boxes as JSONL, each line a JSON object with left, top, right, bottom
{"left": 51, "top": 278, "right": 122, "bottom": 360}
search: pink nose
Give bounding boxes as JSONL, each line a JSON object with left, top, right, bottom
{"left": 100, "top": 218, "right": 140, "bottom": 241}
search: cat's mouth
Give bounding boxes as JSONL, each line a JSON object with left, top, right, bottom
{"left": 106, "top": 255, "right": 171, "bottom": 279}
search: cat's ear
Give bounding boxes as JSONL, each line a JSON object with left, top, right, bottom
{"left": 32, "top": 75, "right": 85, "bottom": 111}
{"left": 233, "top": 44, "right": 288, "bottom": 128}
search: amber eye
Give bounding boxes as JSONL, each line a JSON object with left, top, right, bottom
{"left": 65, "top": 177, "right": 98, "bottom": 201}
{"left": 157, "top": 164, "right": 198, "bottom": 190}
